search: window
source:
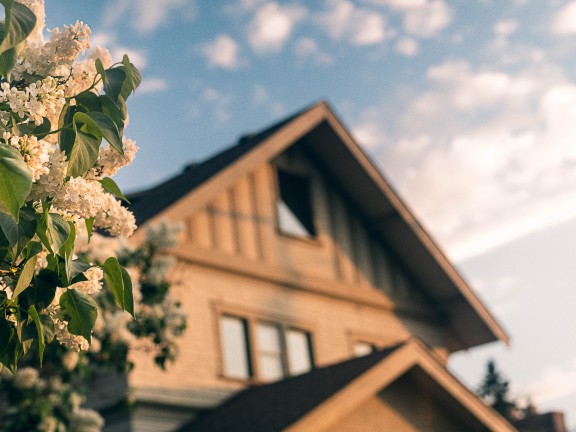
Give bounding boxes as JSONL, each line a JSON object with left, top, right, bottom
{"left": 219, "top": 316, "right": 252, "bottom": 379}
{"left": 219, "top": 315, "right": 314, "bottom": 382}
{"left": 353, "top": 341, "right": 377, "bottom": 357}
{"left": 285, "top": 328, "right": 313, "bottom": 375}
{"left": 276, "top": 170, "right": 316, "bottom": 238}
{"left": 255, "top": 323, "right": 284, "bottom": 381}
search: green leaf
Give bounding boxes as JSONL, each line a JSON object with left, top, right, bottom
{"left": 85, "top": 217, "right": 94, "bottom": 242}
{"left": 39, "top": 312, "right": 54, "bottom": 344}
{"left": 95, "top": 58, "right": 105, "bottom": 80}
{"left": 103, "top": 68, "right": 126, "bottom": 104}
{"left": 59, "top": 221, "right": 75, "bottom": 285}
{"left": 29, "top": 268, "right": 58, "bottom": 310}
{"left": 0, "top": 46, "right": 16, "bottom": 78}
{"left": 27, "top": 305, "right": 44, "bottom": 366}
{"left": 65, "top": 129, "right": 100, "bottom": 177}
{"left": 100, "top": 95, "right": 126, "bottom": 136}
{"left": 120, "top": 54, "right": 142, "bottom": 100}
{"left": 0, "top": 206, "right": 37, "bottom": 259}
{"left": 0, "top": 143, "right": 32, "bottom": 221}
{"left": 36, "top": 212, "right": 70, "bottom": 254}
{"left": 58, "top": 102, "right": 78, "bottom": 154}
{"left": 0, "top": 328, "right": 19, "bottom": 372}
{"left": 0, "top": 317, "right": 13, "bottom": 352}
{"left": 69, "top": 258, "right": 91, "bottom": 283}
{"left": 75, "top": 91, "right": 102, "bottom": 113}
{"left": 103, "top": 256, "right": 134, "bottom": 317}
{"left": 32, "top": 116, "right": 51, "bottom": 138}
{"left": 59, "top": 288, "right": 97, "bottom": 342}
{"left": 100, "top": 177, "right": 129, "bottom": 203}
{"left": 13, "top": 254, "right": 36, "bottom": 298}
{"left": 23, "top": 240, "right": 42, "bottom": 260}
{"left": 75, "top": 111, "right": 123, "bottom": 155}
{"left": 0, "top": 1, "right": 36, "bottom": 53}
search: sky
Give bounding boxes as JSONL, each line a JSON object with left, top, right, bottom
{"left": 44, "top": 0, "right": 576, "bottom": 427}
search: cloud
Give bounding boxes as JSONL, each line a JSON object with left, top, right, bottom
{"left": 552, "top": 1, "right": 576, "bottom": 35}
{"left": 247, "top": 2, "right": 307, "bottom": 53}
{"left": 318, "top": 0, "right": 387, "bottom": 46}
{"left": 293, "top": 37, "right": 334, "bottom": 65}
{"left": 494, "top": 19, "right": 519, "bottom": 37}
{"left": 89, "top": 32, "right": 148, "bottom": 69}
{"left": 137, "top": 77, "right": 169, "bottom": 94}
{"left": 522, "top": 359, "right": 576, "bottom": 404}
{"left": 102, "top": 0, "right": 196, "bottom": 34}
{"left": 362, "top": 0, "right": 452, "bottom": 39}
{"left": 395, "top": 37, "right": 419, "bottom": 56}
{"left": 369, "top": 60, "right": 576, "bottom": 260}
{"left": 202, "top": 35, "right": 243, "bottom": 69}
{"left": 201, "top": 87, "right": 232, "bottom": 123}
{"left": 352, "top": 121, "right": 388, "bottom": 149}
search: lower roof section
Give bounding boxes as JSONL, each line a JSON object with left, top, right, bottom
{"left": 176, "top": 340, "right": 516, "bottom": 432}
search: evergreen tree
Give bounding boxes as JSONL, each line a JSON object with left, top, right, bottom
{"left": 477, "top": 359, "right": 517, "bottom": 419}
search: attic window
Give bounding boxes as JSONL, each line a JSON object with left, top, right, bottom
{"left": 276, "top": 170, "right": 316, "bottom": 238}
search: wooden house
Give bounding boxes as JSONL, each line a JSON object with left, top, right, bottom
{"left": 124, "top": 101, "right": 516, "bottom": 431}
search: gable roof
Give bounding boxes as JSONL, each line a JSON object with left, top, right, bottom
{"left": 128, "top": 100, "right": 509, "bottom": 351}
{"left": 177, "top": 340, "right": 516, "bottom": 432}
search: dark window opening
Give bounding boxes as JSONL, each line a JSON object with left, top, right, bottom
{"left": 277, "top": 170, "right": 316, "bottom": 238}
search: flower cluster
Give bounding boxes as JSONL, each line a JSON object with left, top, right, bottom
{"left": 3, "top": 132, "right": 51, "bottom": 180}
{"left": 0, "top": 367, "right": 104, "bottom": 432}
{"left": 0, "top": 0, "right": 141, "bottom": 375}
{"left": 0, "top": 77, "right": 65, "bottom": 125}
{"left": 14, "top": 20, "right": 91, "bottom": 81}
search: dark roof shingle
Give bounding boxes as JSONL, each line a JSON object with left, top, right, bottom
{"left": 177, "top": 345, "right": 401, "bottom": 432}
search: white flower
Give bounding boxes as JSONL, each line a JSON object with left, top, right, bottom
{"left": 13, "top": 367, "right": 39, "bottom": 389}
{"left": 70, "top": 408, "right": 104, "bottom": 432}
{"left": 89, "top": 137, "right": 139, "bottom": 179}
{"left": 31, "top": 149, "right": 68, "bottom": 200}
{"left": 71, "top": 266, "right": 103, "bottom": 296}
{"left": 62, "top": 351, "right": 79, "bottom": 371}
{"left": 5, "top": 133, "right": 51, "bottom": 181}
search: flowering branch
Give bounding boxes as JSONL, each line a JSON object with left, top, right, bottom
{"left": 0, "top": 0, "right": 141, "bottom": 371}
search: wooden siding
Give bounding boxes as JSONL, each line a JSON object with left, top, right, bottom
{"left": 129, "top": 145, "right": 448, "bottom": 393}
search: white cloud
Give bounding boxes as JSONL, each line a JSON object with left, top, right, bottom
{"left": 552, "top": 1, "right": 576, "bottom": 35}
{"left": 138, "top": 77, "right": 169, "bottom": 94}
{"left": 89, "top": 32, "right": 148, "bottom": 69}
{"left": 102, "top": 0, "right": 196, "bottom": 34}
{"left": 247, "top": 2, "right": 306, "bottom": 53}
{"left": 318, "top": 0, "right": 387, "bottom": 46}
{"left": 202, "top": 87, "right": 232, "bottom": 123}
{"left": 395, "top": 37, "right": 419, "bottom": 56}
{"left": 373, "top": 60, "right": 576, "bottom": 260}
{"left": 352, "top": 121, "right": 388, "bottom": 149}
{"left": 402, "top": 0, "right": 452, "bottom": 38}
{"left": 202, "top": 35, "right": 243, "bottom": 70}
{"left": 372, "top": 0, "right": 427, "bottom": 10}
{"left": 494, "top": 19, "right": 519, "bottom": 37}
{"left": 293, "top": 37, "right": 334, "bottom": 65}
{"left": 522, "top": 359, "right": 576, "bottom": 404}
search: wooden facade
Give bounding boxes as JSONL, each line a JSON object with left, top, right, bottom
{"left": 124, "top": 102, "right": 514, "bottom": 432}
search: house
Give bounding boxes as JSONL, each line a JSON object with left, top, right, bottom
{"left": 124, "top": 101, "right": 516, "bottom": 431}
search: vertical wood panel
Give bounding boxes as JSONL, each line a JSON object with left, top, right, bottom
{"left": 332, "top": 193, "right": 356, "bottom": 284}
{"left": 235, "top": 175, "right": 260, "bottom": 260}
{"left": 348, "top": 206, "right": 362, "bottom": 285}
{"left": 252, "top": 164, "right": 277, "bottom": 264}
{"left": 212, "top": 190, "right": 236, "bottom": 255}
{"left": 326, "top": 186, "right": 343, "bottom": 281}
{"left": 189, "top": 207, "right": 213, "bottom": 249}
{"left": 355, "top": 221, "right": 376, "bottom": 288}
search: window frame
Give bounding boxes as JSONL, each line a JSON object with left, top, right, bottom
{"left": 215, "top": 304, "right": 315, "bottom": 383}
{"left": 274, "top": 167, "right": 318, "bottom": 241}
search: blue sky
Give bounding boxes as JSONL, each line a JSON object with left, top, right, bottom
{"left": 46, "top": 0, "right": 576, "bottom": 426}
